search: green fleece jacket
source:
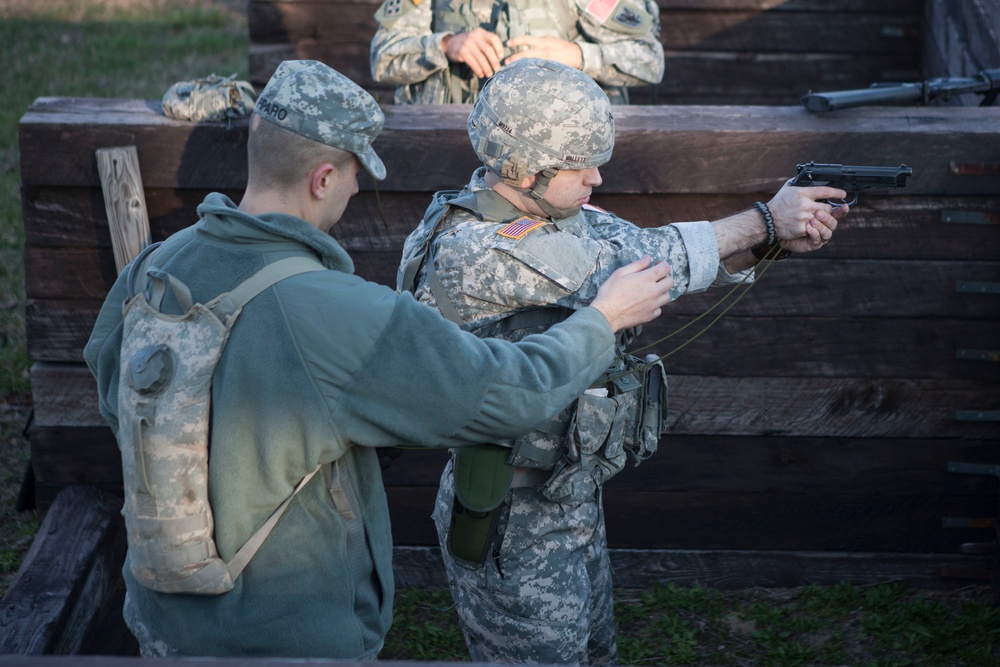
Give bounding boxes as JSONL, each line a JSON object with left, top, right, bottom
{"left": 84, "top": 193, "right": 618, "bottom": 658}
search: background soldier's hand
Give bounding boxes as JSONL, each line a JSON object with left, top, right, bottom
{"left": 504, "top": 36, "right": 583, "bottom": 70}
{"left": 442, "top": 28, "right": 505, "bottom": 78}
{"left": 590, "top": 257, "right": 673, "bottom": 332}
{"left": 767, "top": 181, "right": 850, "bottom": 253}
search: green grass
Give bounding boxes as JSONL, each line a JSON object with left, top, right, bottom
{"left": 0, "top": 0, "right": 248, "bottom": 398}
{"left": 385, "top": 583, "right": 1000, "bottom": 666}
{"left": 0, "top": 0, "right": 247, "bottom": 596}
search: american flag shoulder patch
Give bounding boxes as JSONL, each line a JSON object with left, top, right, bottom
{"left": 497, "top": 216, "right": 546, "bottom": 240}
{"left": 584, "top": 0, "right": 620, "bottom": 23}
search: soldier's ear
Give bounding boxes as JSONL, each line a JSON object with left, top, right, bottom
{"left": 518, "top": 174, "right": 537, "bottom": 189}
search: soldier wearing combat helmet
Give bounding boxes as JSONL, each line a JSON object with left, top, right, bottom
{"left": 398, "top": 58, "right": 850, "bottom": 665}
{"left": 85, "top": 59, "right": 674, "bottom": 659}
{"left": 370, "top": 0, "right": 664, "bottom": 104}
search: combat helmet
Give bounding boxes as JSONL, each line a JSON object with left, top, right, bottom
{"left": 468, "top": 58, "right": 614, "bottom": 218}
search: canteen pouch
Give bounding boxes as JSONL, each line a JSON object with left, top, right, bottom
{"left": 448, "top": 444, "right": 514, "bottom": 567}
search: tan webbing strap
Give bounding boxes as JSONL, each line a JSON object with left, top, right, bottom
{"left": 213, "top": 256, "right": 326, "bottom": 325}
{"left": 226, "top": 465, "right": 323, "bottom": 581}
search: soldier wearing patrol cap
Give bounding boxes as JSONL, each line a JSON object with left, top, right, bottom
{"left": 398, "top": 58, "right": 851, "bottom": 665}
{"left": 85, "top": 59, "right": 676, "bottom": 658}
{"left": 370, "top": 0, "right": 664, "bottom": 104}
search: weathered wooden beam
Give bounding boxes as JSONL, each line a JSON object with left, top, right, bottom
{"left": 28, "top": 362, "right": 1000, "bottom": 439}
{"left": 0, "top": 486, "right": 129, "bottom": 655}
{"left": 393, "top": 544, "right": 995, "bottom": 590}
{"left": 95, "top": 146, "right": 151, "bottom": 274}
{"left": 19, "top": 99, "right": 1000, "bottom": 196}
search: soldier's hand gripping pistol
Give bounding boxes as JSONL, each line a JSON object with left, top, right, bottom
{"left": 791, "top": 162, "right": 913, "bottom": 206}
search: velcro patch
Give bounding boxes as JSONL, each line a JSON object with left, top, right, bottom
{"left": 613, "top": 3, "right": 643, "bottom": 28}
{"left": 497, "top": 217, "right": 546, "bottom": 240}
{"left": 584, "top": 0, "right": 620, "bottom": 23}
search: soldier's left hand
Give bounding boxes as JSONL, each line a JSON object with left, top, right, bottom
{"left": 766, "top": 181, "right": 849, "bottom": 254}
{"left": 505, "top": 36, "right": 583, "bottom": 70}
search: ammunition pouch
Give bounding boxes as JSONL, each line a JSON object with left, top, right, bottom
{"left": 542, "top": 354, "right": 668, "bottom": 505}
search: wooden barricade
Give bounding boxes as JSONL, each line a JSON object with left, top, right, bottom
{"left": 18, "top": 98, "right": 999, "bottom": 588}
{"left": 248, "top": 0, "right": 927, "bottom": 105}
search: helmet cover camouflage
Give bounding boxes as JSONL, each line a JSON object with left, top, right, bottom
{"left": 161, "top": 73, "right": 257, "bottom": 123}
{"left": 468, "top": 58, "right": 614, "bottom": 185}
{"left": 255, "top": 60, "right": 386, "bottom": 180}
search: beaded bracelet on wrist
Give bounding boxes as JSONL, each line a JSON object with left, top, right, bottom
{"left": 752, "top": 201, "right": 776, "bottom": 246}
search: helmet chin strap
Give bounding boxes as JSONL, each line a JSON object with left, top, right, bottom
{"left": 526, "top": 168, "right": 582, "bottom": 219}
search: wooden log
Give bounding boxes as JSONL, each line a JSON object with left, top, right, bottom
{"left": 26, "top": 431, "right": 996, "bottom": 552}
{"left": 0, "top": 486, "right": 130, "bottom": 655}
{"left": 26, "top": 295, "right": 1000, "bottom": 381}
{"left": 392, "top": 544, "right": 994, "bottom": 591}
{"left": 384, "top": 485, "right": 996, "bottom": 552}
{"left": 95, "top": 146, "right": 151, "bottom": 274}
{"left": 28, "top": 362, "right": 1000, "bottom": 439}
{"left": 19, "top": 99, "right": 1000, "bottom": 196}
{"left": 247, "top": 0, "right": 925, "bottom": 100}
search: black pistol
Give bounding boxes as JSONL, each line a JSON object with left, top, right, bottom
{"left": 790, "top": 162, "right": 912, "bottom": 206}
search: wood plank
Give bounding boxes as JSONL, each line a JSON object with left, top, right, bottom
{"left": 248, "top": 4, "right": 922, "bottom": 55}
{"left": 27, "top": 290, "right": 1000, "bottom": 380}
{"left": 36, "top": 430, "right": 996, "bottom": 499}
{"left": 384, "top": 486, "right": 997, "bottom": 552}
{"left": 0, "top": 486, "right": 127, "bottom": 655}
{"left": 21, "top": 186, "right": 241, "bottom": 249}
{"left": 95, "top": 146, "right": 151, "bottom": 274}
{"left": 660, "top": 11, "right": 920, "bottom": 54}
{"left": 20, "top": 99, "right": 1000, "bottom": 195}
{"left": 24, "top": 187, "right": 1000, "bottom": 262}
{"left": 29, "top": 363, "right": 1000, "bottom": 439}
{"left": 392, "top": 544, "right": 993, "bottom": 591}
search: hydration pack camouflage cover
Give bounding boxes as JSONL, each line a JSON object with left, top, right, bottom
{"left": 161, "top": 73, "right": 257, "bottom": 123}
{"left": 117, "top": 246, "right": 322, "bottom": 594}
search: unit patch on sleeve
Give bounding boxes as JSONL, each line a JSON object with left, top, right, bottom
{"left": 613, "top": 3, "right": 642, "bottom": 28}
{"left": 583, "top": 0, "right": 620, "bottom": 24}
{"left": 376, "top": 0, "right": 419, "bottom": 23}
{"left": 497, "top": 216, "right": 547, "bottom": 240}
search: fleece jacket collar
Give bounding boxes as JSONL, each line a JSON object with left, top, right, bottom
{"left": 196, "top": 192, "right": 356, "bottom": 274}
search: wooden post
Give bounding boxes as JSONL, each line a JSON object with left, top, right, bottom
{"left": 96, "top": 146, "right": 151, "bottom": 274}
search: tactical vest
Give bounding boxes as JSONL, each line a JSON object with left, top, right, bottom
{"left": 427, "top": 0, "right": 625, "bottom": 104}
{"left": 400, "top": 188, "right": 667, "bottom": 564}
{"left": 117, "top": 244, "right": 325, "bottom": 594}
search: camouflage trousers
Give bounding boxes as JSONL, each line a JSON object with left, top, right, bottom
{"left": 433, "top": 459, "right": 618, "bottom": 666}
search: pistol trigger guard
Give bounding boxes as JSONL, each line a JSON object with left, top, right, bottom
{"left": 823, "top": 194, "right": 856, "bottom": 208}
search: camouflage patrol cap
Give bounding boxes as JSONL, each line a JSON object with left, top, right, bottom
{"left": 468, "top": 58, "right": 614, "bottom": 184}
{"left": 255, "top": 60, "right": 386, "bottom": 180}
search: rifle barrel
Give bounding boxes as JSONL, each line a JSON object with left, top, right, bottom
{"left": 802, "top": 83, "right": 924, "bottom": 112}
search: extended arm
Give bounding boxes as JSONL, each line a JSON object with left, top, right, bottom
{"left": 712, "top": 181, "right": 850, "bottom": 272}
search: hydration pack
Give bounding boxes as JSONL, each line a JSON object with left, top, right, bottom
{"left": 117, "top": 243, "right": 324, "bottom": 594}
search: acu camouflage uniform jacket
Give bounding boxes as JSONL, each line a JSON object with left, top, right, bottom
{"left": 370, "top": 0, "right": 664, "bottom": 104}
{"left": 399, "top": 168, "right": 750, "bottom": 499}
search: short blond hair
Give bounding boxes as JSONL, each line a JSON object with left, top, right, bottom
{"left": 247, "top": 115, "right": 356, "bottom": 190}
